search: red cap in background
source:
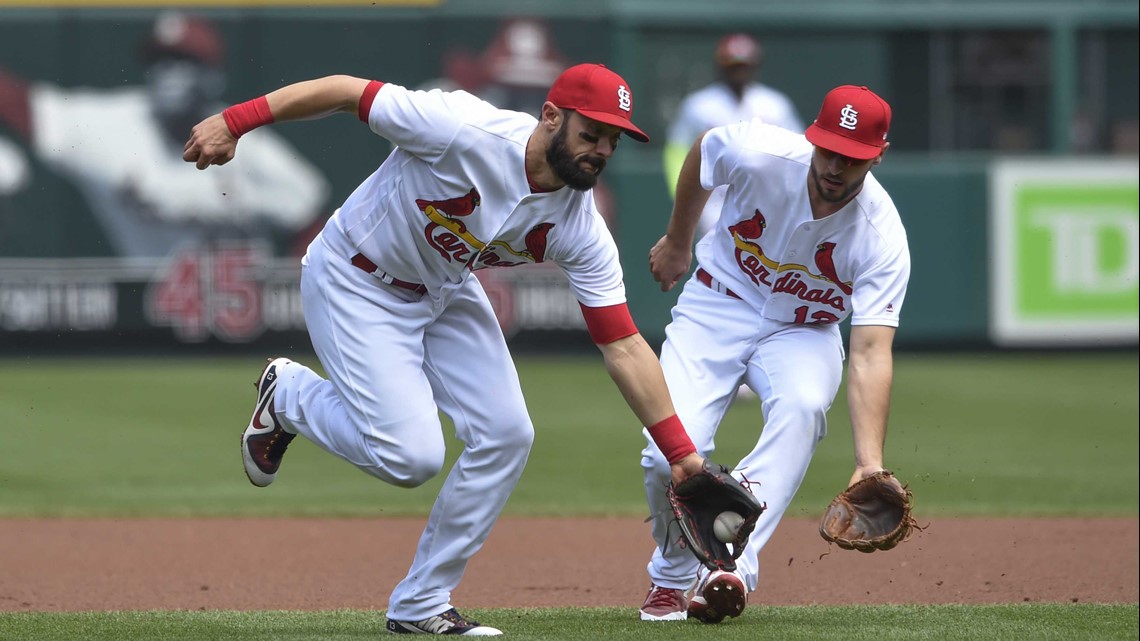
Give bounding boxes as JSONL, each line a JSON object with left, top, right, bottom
{"left": 547, "top": 64, "right": 649, "bottom": 143}
{"left": 805, "top": 85, "right": 891, "bottom": 160}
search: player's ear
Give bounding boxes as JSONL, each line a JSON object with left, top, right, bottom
{"left": 540, "top": 102, "right": 562, "bottom": 131}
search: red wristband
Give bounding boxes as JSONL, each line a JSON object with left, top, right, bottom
{"left": 647, "top": 414, "right": 697, "bottom": 464}
{"left": 222, "top": 96, "right": 274, "bottom": 138}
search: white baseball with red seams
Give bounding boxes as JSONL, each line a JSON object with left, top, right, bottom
{"left": 713, "top": 511, "right": 745, "bottom": 543}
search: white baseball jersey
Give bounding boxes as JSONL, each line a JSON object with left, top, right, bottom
{"left": 30, "top": 84, "right": 329, "bottom": 257}
{"left": 667, "top": 81, "right": 804, "bottom": 147}
{"left": 696, "top": 120, "right": 910, "bottom": 327}
{"left": 667, "top": 82, "right": 804, "bottom": 241}
{"left": 341, "top": 83, "right": 626, "bottom": 310}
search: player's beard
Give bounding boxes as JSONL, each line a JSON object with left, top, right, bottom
{"left": 809, "top": 163, "right": 865, "bottom": 204}
{"left": 546, "top": 119, "right": 606, "bottom": 191}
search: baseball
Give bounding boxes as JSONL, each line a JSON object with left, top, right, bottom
{"left": 713, "top": 511, "right": 745, "bottom": 543}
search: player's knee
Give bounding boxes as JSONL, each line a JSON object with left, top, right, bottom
{"left": 484, "top": 418, "right": 535, "bottom": 458}
{"left": 357, "top": 432, "right": 446, "bottom": 488}
{"left": 783, "top": 392, "right": 831, "bottom": 438}
{"left": 384, "top": 448, "right": 446, "bottom": 488}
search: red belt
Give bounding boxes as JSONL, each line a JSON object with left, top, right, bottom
{"left": 696, "top": 268, "right": 742, "bottom": 300}
{"left": 351, "top": 253, "right": 428, "bottom": 295}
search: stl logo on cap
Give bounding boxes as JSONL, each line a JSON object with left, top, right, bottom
{"left": 838, "top": 104, "right": 859, "bottom": 131}
{"left": 617, "top": 85, "right": 631, "bottom": 112}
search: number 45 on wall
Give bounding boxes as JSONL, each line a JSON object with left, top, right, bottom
{"left": 145, "top": 242, "right": 269, "bottom": 343}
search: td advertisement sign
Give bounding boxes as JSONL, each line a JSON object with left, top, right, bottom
{"left": 990, "top": 159, "right": 1139, "bottom": 347}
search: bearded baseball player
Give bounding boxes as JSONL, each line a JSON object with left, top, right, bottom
{"left": 639, "top": 85, "right": 910, "bottom": 622}
{"left": 183, "top": 64, "right": 706, "bottom": 636}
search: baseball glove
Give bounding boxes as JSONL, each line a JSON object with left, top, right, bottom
{"left": 819, "top": 470, "right": 917, "bottom": 552}
{"left": 667, "top": 458, "right": 766, "bottom": 571}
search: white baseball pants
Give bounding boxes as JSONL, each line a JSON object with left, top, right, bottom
{"left": 641, "top": 277, "right": 844, "bottom": 592}
{"left": 272, "top": 220, "right": 534, "bottom": 620}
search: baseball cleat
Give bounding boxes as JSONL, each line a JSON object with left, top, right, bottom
{"left": 241, "top": 357, "right": 295, "bottom": 487}
{"left": 639, "top": 584, "right": 688, "bottom": 621}
{"left": 386, "top": 608, "right": 502, "bottom": 636}
{"left": 684, "top": 565, "right": 747, "bottom": 620}
{"left": 688, "top": 569, "right": 746, "bottom": 624}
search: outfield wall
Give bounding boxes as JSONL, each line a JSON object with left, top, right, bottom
{"left": 0, "top": 4, "right": 1136, "bottom": 351}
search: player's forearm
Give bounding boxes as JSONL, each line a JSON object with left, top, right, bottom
{"left": 846, "top": 326, "right": 896, "bottom": 469}
{"left": 600, "top": 334, "right": 698, "bottom": 468}
{"left": 597, "top": 333, "right": 679, "bottom": 426}
{"left": 665, "top": 135, "right": 711, "bottom": 247}
{"left": 262, "top": 75, "right": 372, "bottom": 123}
{"left": 220, "top": 75, "right": 371, "bottom": 142}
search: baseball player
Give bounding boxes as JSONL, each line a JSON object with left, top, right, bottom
{"left": 638, "top": 85, "right": 910, "bottom": 622}
{"left": 183, "top": 64, "right": 705, "bottom": 636}
{"left": 664, "top": 33, "right": 804, "bottom": 243}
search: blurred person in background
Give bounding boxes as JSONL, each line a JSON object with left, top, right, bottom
{"left": 0, "top": 11, "right": 328, "bottom": 258}
{"left": 664, "top": 33, "right": 804, "bottom": 243}
{"left": 640, "top": 85, "right": 908, "bottom": 623}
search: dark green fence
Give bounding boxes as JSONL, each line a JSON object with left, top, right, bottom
{"left": 0, "top": 2, "right": 1135, "bottom": 350}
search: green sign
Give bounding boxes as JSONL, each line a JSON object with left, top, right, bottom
{"left": 990, "top": 159, "right": 1139, "bottom": 346}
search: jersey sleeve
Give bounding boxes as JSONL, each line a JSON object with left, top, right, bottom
{"left": 699, "top": 121, "right": 747, "bottom": 193}
{"left": 850, "top": 234, "right": 910, "bottom": 327}
{"left": 364, "top": 83, "right": 491, "bottom": 162}
{"left": 549, "top": 196, "right": 627, "bottom": 308}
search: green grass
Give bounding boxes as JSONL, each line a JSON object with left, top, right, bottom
{"left": 0, "top": 604, "right": 1136, "bottom": 641}
{"left": 1, "top": 353, "right": 1136, "bottom": 639}
{"left": 0, "top": 352, "right": 1136, "bottom": 517}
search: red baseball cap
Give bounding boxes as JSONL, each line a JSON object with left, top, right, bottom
{"left": 805, "top": 85, "right": 891, "bottom": 160}
{"left": 715, "top": 33, "right": 761, "bottom": 67}
{"left": 547, "top": 63, "right": 649, "bottom": 143}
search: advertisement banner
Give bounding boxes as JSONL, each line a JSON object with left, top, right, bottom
{"left": 989, "top": 158, "right": 1139, "bottom": 346}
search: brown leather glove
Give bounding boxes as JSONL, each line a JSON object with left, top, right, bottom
{"left": 819, "top": 470, "right": 917, "bottom": 552}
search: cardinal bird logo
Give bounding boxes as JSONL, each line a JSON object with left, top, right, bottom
{"left": 524, "top": 223, "right": 554, "bottom": 263}
{"left": 728, "top": 209, "right": 766, "bottom": 240}
{"left": 814, "top": 241, "right": 852, "bottom": 295}
{"left": 727, "top": 209, "right": 775, "bottom": 287}
{"left": 416, "top": 187, "right": 481, "bottom": 217}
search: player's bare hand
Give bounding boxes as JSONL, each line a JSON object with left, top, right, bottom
{"left": 670, "top": 452, "right": 705, "bottom": 486}
{"left": 648, "top": 235, "right": 692, "bottom": 292}
{"left": 182, "top": 113, "right": 238, "bottom": 170}
{"left": 848, "top": 464, "right": 887, "bottom": 488}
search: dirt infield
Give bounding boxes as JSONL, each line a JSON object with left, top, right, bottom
{"left": 1, "top": 517, "right": 1136, "bottom": 612}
